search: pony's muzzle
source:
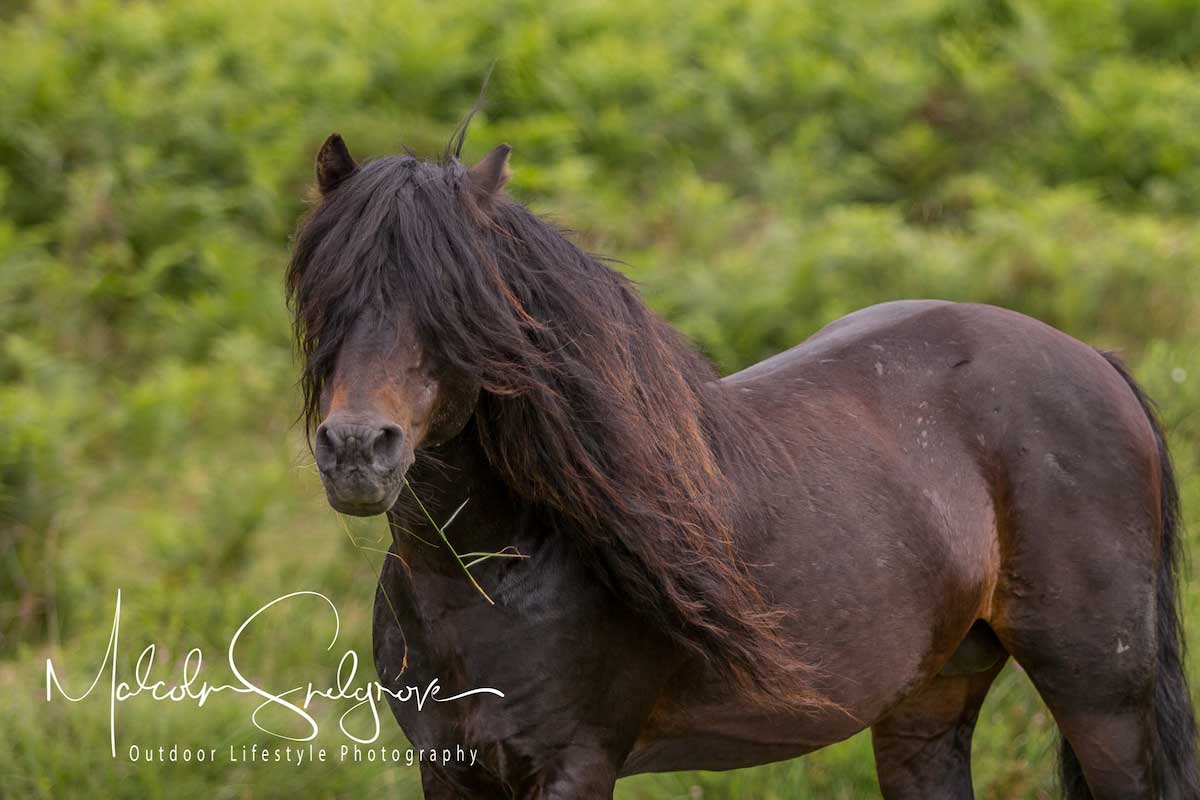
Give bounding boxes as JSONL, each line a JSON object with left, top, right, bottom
{"left": 314, "top": 413, "right": 411, "bottom": 515}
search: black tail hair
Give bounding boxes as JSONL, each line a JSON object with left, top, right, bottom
{"left": 1065, "top": 352, "right": 1200, "bottom": 799}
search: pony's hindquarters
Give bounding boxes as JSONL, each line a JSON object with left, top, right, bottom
{"left": 1070, "top": 353, "right": 1200, "bottom": 800}
{"left": 988, "top": 350, "right": 1198, "bottom": 800}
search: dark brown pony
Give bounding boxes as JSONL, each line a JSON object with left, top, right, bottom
{"left": 287, "top": 131, "right": 1199, "bottom": 799}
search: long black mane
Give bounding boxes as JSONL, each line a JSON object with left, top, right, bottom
{"left": 286, "top": 149, "right": 825, "bottom": 705}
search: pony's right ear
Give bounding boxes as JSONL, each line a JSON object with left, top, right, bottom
{"left": 468, "top": 143, "right": 512, "bottom": 203}
{"left": 315, "top": 133, "right": 357, "bottom": 194}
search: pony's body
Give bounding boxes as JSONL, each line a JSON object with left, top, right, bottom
{"left": 373, "top": 299, "right": 1178, "bottom": 797}
{"left": 289, "top": 137, "right": 1198, "bottom": 798}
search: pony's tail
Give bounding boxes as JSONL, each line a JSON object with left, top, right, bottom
{"left": 1073, "top": 352, "right": 1200, "bottom": 800}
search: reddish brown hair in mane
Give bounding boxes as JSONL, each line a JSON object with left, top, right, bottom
{"left": 286, "top": 147, "right": 825, "bottom": 705}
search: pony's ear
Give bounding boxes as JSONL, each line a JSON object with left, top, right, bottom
{"left": 315, "top": 133, "right": 357, "bottom": 194}
{"left": 467, "top": 143, "right": 511, "bottom": 202}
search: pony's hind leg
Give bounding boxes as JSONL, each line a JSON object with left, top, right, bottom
{"left": 975, "top": 349, "right": 1200, "bottom": 799}
{"left": 987, "top": 489, "right": 1165, "bottom": 800}
{"left": 871, "top": 657, "right": 1006, "bottom": 799}
{"left": 991, "top": 573, "right": 1159, "bottom": 800}
{"left": 987, "top": 433, "right": 1165, "bottom": 795}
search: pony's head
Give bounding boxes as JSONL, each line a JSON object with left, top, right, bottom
{"left": 286, "top": 133, "right": 510, "bottom": 515}
{"left": 287, "top": 130, "right": 830, "bottom": 709}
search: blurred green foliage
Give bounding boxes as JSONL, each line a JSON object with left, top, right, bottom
{"left": 1, "top": 0, "right": 1199, "bottom": 797}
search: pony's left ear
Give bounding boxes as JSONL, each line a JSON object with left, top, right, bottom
{"left": 316, "top": 133, "right": 358, "bottom": 194}
{"left": 468, "top": 143, "right": 511, "bottom": 202}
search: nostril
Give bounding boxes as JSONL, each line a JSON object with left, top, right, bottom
{"left": 315, "top": 424, "right": 340, "bottom": 472}
{"left": 371, "top": 425, "right": 406, "bottom": 471}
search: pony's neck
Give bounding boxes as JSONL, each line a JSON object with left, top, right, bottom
{"left": 382, "top": 198, "right": 813, "bottom": 692}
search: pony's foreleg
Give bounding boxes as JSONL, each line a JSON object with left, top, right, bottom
{"left": 871, "top": 659, "right": 1006, "bottom": 799}
{"left": 418, "top": 764, "right": 463, "bottom": 799}
{"left": 519, "top": 752, "right": 618, "bottom": 799}
{"left": 416, "top": 750, "right": 618, "bottom": 799}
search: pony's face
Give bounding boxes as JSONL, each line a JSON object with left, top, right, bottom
{"left": 293, "top": 133, "right": 510, "bottom": 516}
{"left": 313, "top": 305, "right": 478, "bottom": 516}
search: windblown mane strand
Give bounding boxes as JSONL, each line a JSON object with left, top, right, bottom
{"left": 287, "top": 153, "right": 827, "bottom": 707}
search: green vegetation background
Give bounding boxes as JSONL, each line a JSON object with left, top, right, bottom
{"left": 2, "top": 0, "right": 1199, "bottom": 797}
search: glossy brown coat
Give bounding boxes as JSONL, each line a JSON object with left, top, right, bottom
{"left": 288, "top": 136, "right": 1198, "bottom": 799}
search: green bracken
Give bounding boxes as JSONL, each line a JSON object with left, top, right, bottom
{"left": 1, "top": 0, "right": 1199, "bottom": 797}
